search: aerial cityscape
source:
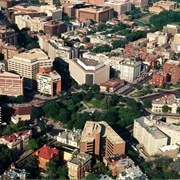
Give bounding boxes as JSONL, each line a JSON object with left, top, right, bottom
{"left": 0, "top": 0, "right": 180, "bottom": 179}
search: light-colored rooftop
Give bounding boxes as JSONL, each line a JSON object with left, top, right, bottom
{"left": 119, "top": 60, "right": 141, "bottom": 67}
{"left": 157, "top": 121, "right": 180, "bottom": 132}
{"left": 159, "top": 144, "right": 179, "bottom": 152}
{"left": 77, "top": 7, "right": 112, "bottom": 13}
{"left": 13, "top": 48, "right": 48, "bottom": 62}
{"left": 81, "top": 121, "right": 125, "bottom": 144}
{"left": 0, "top": 71, "right": 21, "bottom": 78}
{"left": 152, "top": 94, "right": 178, "bottom": 105}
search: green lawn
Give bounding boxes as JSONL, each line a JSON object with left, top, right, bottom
{"left": 85, "top": 99, "right": 103, "bottom": 108}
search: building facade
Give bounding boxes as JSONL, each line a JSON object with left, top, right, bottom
{"left": 33, "top": 145, "right": 59, "bottom": 170}
{"left": 8, "top": 49, "right": 53, "bottom": 90}
{"left": 163, "top": 24, "right": 180, "bottom": 36}
{"left": 151, "top": 70, "right": 167, "bottom": 87}
{"left": 57, "top": 128, "right": 81, "bottom": 148}
{"left": 76, "top": 7, "right": 114, "bottom": 22}
{"left": 80, "top": 121, "right": 125, "bottom": 158}
{"left": 36, "top": 66, "right": 61, "bottom": 97}
{"left": 133, "top": 116, "right": 168, "bottom": 156}
{"left": 119, "top": 60, "right": 141, "bottom": 82}
{"left": 67, "top": 152, "right": 92, "bottom": 180}
{"left": 163, "top": 60, "right": 180, "bottom": 84}
{"left": 69, "top": 58, "right": 110, "bottom": 86}
{"left": 0, "top": 71, "right": 23, "bottom": 97}
{"left": 130, "top": 0, "right": 148, "bottom": 8}
{"left": 104, "top": 0, "right": 132, "bottom": 15}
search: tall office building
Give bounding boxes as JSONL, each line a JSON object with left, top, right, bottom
{"left": 69, "top": 58, "right": 110, "bottom": 86}
{"left": 8, "top": 49, "right": 53, "bottom": 90}
{"left": 80, "top": 121, "right": 125, "bottom": 158}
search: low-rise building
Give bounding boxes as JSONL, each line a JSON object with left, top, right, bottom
{"left": 100, "top": 79, "right": 125, "bottom": 93}
{"left": 130, "top": 0, "right": 148, "bottom": 8}
{"left": 119, "top": 60, "right": 141, "bottom": 82}
{"left": 152, "top": 94, "right": 180, "bottom": 114}
{"left": 57, "top": 128, "right": 81, "bottom": 148}
{"left": 0, "top": 71, "right": 23, "bottom": 97}
{"left": 158, "top": 144, "right": 179, "bottom": 158}
{"left": 36, "top": 66, "right": 61, "bottom": 97}
{"left": 133, "top": 116, "right": 168, "bottom": 156}
{"left": 118, "top": 166, "right": 147, "bottom": 180}
{"left": 69, "top": 58, "right": 110, "bottom": 86}
{"left": 0, "top": 130, "right": 32, "bottom": 157}
{"left": 67, "top": 152, "right": 92, "bottom": 180}
{"left": 33, "top": 145, "right": 59, "bottom": 170}
{"left": 76, "top": 7, "right": 113, "bottom": 22}
{"left": 103, "top": 154, "right": 135, "bottom": 177}
{"left": 11, "top": 103, "right": 32, "bottom": 124}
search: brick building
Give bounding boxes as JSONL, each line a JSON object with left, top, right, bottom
{"left": 36, "top": 66, "right": 61, "bottom": 97}
{"left": 44, "top": 21, "right": 66, "bottom": 36}
{"left": 33, "top": 145, "right": 59, "bottom": 170}
{"left": 0, "top": 0, "right": 12, "bottom": 8}
{"left": 80, "top": 121, "right": 125, "bottom": 158}
{"left": 151, "top": 70, "right": 167, "bottom": 87}
{"left": 0, "top": 71, "right": 23, "bottom": 97}
{"left": 163, "top": 60, "right": 180, "bottom": 84}
{"left": 76, "top": 7, "right": 114, "bottom": 22}
{"left": 67, "top": 152, "right": 92, "bottom": 180}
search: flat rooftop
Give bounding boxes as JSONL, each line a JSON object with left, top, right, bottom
{"left": 78, "top": 7, "right": 112, "bottom": 13}
{"left": 157, "top": 121, "right": 180, "bottom": 132}
{"left": 119, "top": 60, "right": 141, "bottom": 67}
{"left": 159, "top": 144, "right": 179, "bottom": 152}
{"left": 152, "top": 94, "right": 177, "bottom": 105}
{"left": 80, "top": 121, "right": 125, "bottom": 144}
{"left": 13, "top": 48, "right": 48, "bottom": 62}
{"left": 0, "top": 71, "right": 21, "bottom": 78}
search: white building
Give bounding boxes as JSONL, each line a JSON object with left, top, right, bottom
{"left": 57, "top": 128, "right": 81, "bottom": 148}
{"left": 119, "top": 60, "right": 141, "bottom": 82}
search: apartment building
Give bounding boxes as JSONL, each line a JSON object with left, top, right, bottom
{"left": 36, "top": 66, "right": 61, "bottom": 97}
{"left": 57, "top": 128, "right": 81, "bottom": 148}
{"left": 44, "top": 21, "right": 66, "bottom": 36}
{"left": 0, "top": 130, "right": 32, "bottom": 157}
{"left": 163, "top": 60, "right": 180, "bottom": 84}
{"left": 0, "top": 24, "right": 18, "bottom": 45}
{"left": 130, "top": 0, "right": 148, "bottom": 8}
{"left": 156, "top": 122, "right": 180, "bottom": 145}
{"left": 151, "top": 70, "right": 167, "bottom": 87}
{"left": 69, "top": 58, "right": 110, "bottom": 86}
{"left": 151, "top": 94, "right": 180, "bottom": 113}
{"left": 83, "top": 51, "right": 124, "bottom": 70}
{"left": 103, "top": 154, "right": 135, "bottom": 177}
{"left": 119, "top": 60, "right": 141, "bottom": 82}
{"left": 33, "top": 145, "right": 59, "bottom": 170}
{"left": 133, "top": 116, "right": 168, "bottom": 156}
{"left": 80, "top": 121, "right": 125, "bottom": 158}
{"left": 76, "top": 7, "right": 114, "bottom": 22}
{"left": 8, "top": 49, "right": 53, "bottom": 90}
{"left": 67, "top": 152, "right": 92, "bottom": 180}
{"left": 48, "top": 37, "right": 79, "bottom": 61}
{"left": 163, "top": 24, "right": 180, "bottom": 36}
{"left": 0, "top": 71, "right": 23, "bottom": 97}
{"left": 152, "top": 1, "right": 178, "bottom": 11}
{"left": 104, "top": 0, "right": 132, "bottom": 15}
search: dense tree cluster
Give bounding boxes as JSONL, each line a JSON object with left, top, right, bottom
{"left": 149, "top": 10, "right": 180, "bottom": 30}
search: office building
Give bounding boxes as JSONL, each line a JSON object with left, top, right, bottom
{"left": 36, "top": 66, "right": 61, "bottom": 97}
{"left": 82, "top": 0, "right": 105, "bottom": 6}
{"left": 104, "top": 0, "right": 132, "bottom": 15}
{"left": 76, "top": 7, "right": 113, "bottom": 22}
{"left": 57, "top": 128, "right": 81, "bottom": 148}
{"left": 0, "top": 71, "right": 23, "bottom": 97}
{"left": 8, "top": 49, "right": 53, "bottom": 90}
{"left": 163, "top": 24, "right": 180, "bottom": 36}
{"left": 163, "top": 60, "right": 180, "bottom": 84}
{"left": 119, "top": 60, "right": 141, "bottom": 82}
{"left": 80, "top": 121, "right": 125, "bottom": 158}
{"left": 133, "top": 116, "right": 168, "bottom": 156}
{"left": 67, "top": 152, "right": 92, "bottom": 180}
{"left": 69, "top": 58, "right": 110, "bottom": 86}
{"left": 130, "top": 0, "right": 148, "bottom": 8}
